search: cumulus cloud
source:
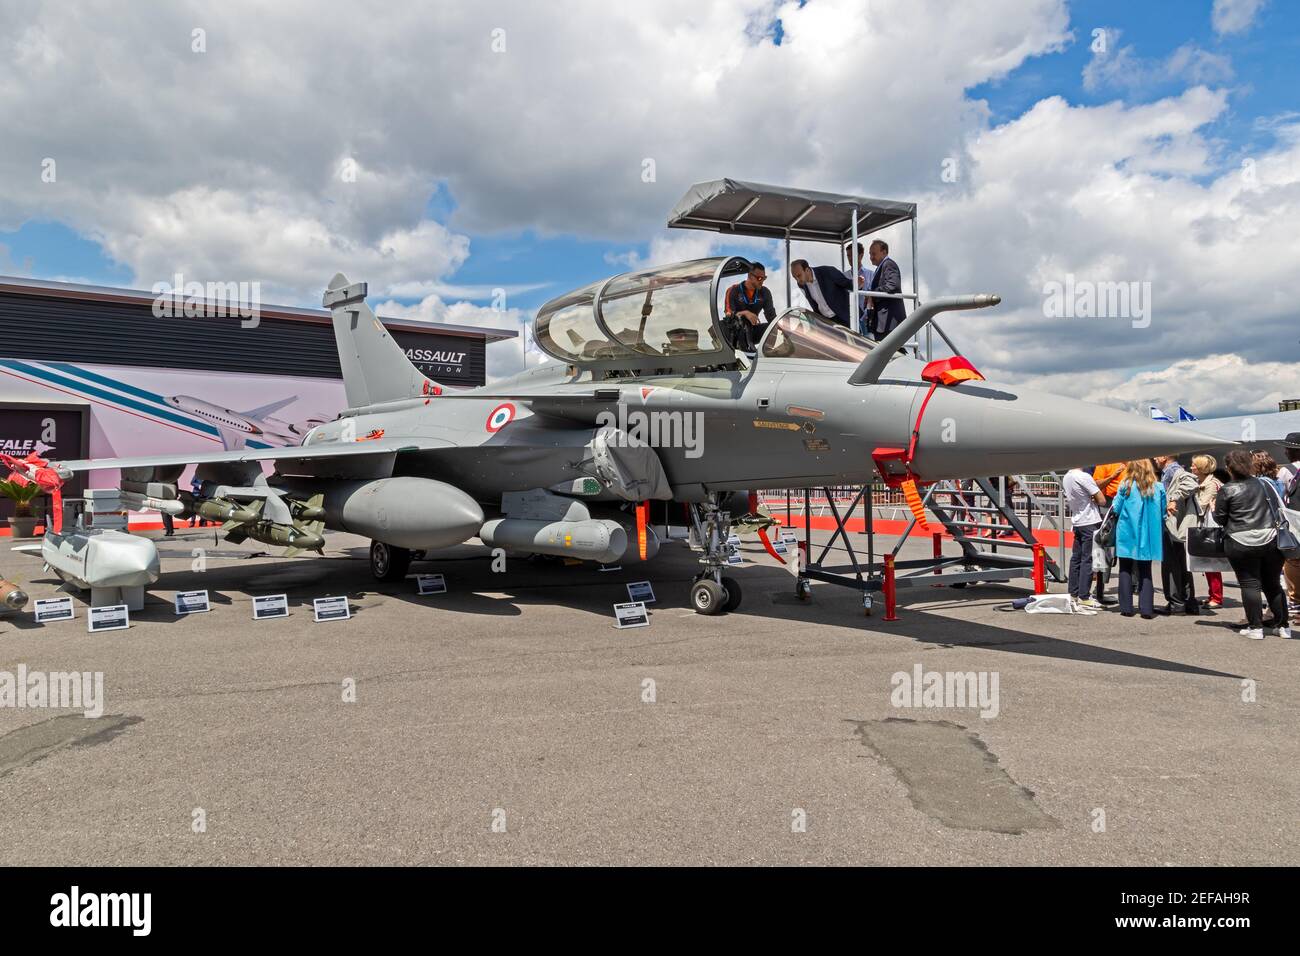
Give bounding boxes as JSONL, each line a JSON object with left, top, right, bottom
{"left": 1212, "top": 0, "right": 1267, "bottom": 36}
{"left": 1027, "top": 354, "right": 1297, "bottom": 418}
{"left": 1, "top": 0, "right": 1297, "bottom": 402}
{"left": 372, "top": 294, "right": 538, "bottom": 382}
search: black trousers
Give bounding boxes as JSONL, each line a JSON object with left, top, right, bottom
{"left": 1118, "top": 558, "right": 1154, "bottom": 617}
{"left": 1160, "top": 524, "right": 1196, "bottom": 610}
{"left": 1225, "top": 538, "right": 1288, "bottom": 629}
{"left": 1069, "top": 522, "right": 1099, "bottom": 598}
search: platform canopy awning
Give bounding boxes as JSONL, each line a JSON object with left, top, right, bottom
{"left": 667, "top": 178, "right": 916, "bottom": 244}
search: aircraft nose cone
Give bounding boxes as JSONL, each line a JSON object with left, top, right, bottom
{"left": 911, "top": 380, "right": 1236, "bottom": 480}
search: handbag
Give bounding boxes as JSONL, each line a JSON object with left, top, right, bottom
{"left": 1095, "top": 501, "right": 1118, "bottom": 549}
{"left": 1185, "top": 494, "right": 1226, "bottom": 557}
{"left": 1259, "top": 478, "right": 1300, "bottom": 558}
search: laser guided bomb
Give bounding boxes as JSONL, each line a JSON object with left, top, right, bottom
{"left": 44, "top": 180, "right": 1239, "bottom": 612}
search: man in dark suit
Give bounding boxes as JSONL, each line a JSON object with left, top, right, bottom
{"left": 790, "top": 259, "right": 855, "bottom": 327}
{"left": 865, "top": 240, "right": 906, "bottom": 341}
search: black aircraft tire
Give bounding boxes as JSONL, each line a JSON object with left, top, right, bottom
{"left": 691, "top": 578, "right": 727, "bottom": 615}
{"left": 721, "top": 575, "right": 743, "bottom": 612}
{"left": 371, "top": 540, "right": 412, "bottom": 582}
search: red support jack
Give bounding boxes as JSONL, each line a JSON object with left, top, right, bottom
{"left": 1031, "top": 543, "right": 1047, "bottom": 594}
{"left": 883, "top": 553, "right": 898, "bottom": 621}
{"left": 932, "top": 531, "right": 942, "bottom": 573}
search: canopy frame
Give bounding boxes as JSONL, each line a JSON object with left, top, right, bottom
{"left": 666, "top": 178, "right": 961, "bottom": 360}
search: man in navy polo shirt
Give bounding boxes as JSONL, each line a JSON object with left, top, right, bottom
{"left": 722, "top": 261, "right": 776, "bottom": 351}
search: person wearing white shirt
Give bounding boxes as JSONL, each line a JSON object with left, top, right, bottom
{"left": 843, "top": 242, "right": 874, "bottom": 335}
{"left": 1063, "top": 466, "right": 1106, "bottom": 609}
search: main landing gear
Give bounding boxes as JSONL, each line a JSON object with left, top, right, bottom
{"left": 370, "top": 540, "right": 412, "bottom": 582}
{"left": 685, "top": 498, "right": 744, "bottom": 615}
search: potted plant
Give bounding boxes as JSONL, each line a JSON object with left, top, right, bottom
{"left": 0, "top": 478, "right": 43, "bottom": 538}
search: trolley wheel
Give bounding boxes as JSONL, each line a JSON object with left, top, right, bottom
{"left": 370, "top": 540, "right": 412, "bottom": 582}
{"left": 720, "top": 575, "right": 743, "bottom": 612}
{"left": 690, "top": 578, "right": 727, "bottom": 615}
{"left": 796, "top": 578, "right": 812, "bottom": 601}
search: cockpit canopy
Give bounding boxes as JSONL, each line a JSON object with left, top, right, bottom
{"left": 534, "top": 256, "right": 751, "bottom": 368}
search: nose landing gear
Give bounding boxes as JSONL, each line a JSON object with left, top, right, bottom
{"left": 685, "top": 498, "right": 744, "bottom": 614}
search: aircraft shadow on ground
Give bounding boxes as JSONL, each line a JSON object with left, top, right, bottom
{"left": 14, "top": 540, "right": 1243, "bottom": 680}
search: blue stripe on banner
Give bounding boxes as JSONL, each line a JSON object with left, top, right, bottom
{"left": 0, "top": 358, "right": 271, "bottom": 449}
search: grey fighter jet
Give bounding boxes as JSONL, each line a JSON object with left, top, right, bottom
{"left": 46, "top": 257, "right": 1232, "bottom": 613}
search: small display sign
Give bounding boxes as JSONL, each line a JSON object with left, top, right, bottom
{"left": 253, "top": 594, "right": 290, "bottom": 620}
{"left": 416, "top": 574, "right": 447, "bottom": 595}
{"left": 174, "top": 590, "right": 211, "bottom": 615}
{"left": 34, "top": 596, "right": 75, "bottom": 624}
{"left": 726, "top": 550, "right": 743, "bottom": 566}
{"left": 625, "top": 580, "right": 656, "bottom": 604}
{"left": 313, "top": 595, "right": 351, "bottom": 623}
{"left": 613, "top": 602, "right": 650, "bottom": 628}
{"left": 87, "top": 604, "right": 129, "bottom": 633}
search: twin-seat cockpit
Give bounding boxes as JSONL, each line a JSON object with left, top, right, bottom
{"left": 533, "top": 255, "right": 876, "bottom": 374}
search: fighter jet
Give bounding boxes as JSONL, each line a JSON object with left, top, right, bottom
{"left": 37, "top": 257, "right": 1232, "bottom": 613}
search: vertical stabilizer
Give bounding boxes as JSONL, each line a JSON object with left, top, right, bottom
{"left": 323, "top": 274, "right": 441, "bottom": 409}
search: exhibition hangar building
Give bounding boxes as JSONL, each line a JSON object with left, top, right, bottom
{"left": 0, "top": 275, "right": 517, "bottom": 526}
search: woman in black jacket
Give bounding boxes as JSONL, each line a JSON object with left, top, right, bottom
{"left": 1214, "top": 449, "right": 1289, "bottom": 639}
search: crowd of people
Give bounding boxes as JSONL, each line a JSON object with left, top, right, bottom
{"left": 1063, "top": 435, "right": 1300, "bottom": 639}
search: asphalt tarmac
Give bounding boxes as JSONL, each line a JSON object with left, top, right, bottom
{"left": 1, "top": 526, "right": 1296, "bottom": 865}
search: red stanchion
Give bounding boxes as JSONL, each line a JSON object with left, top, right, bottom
{"left": 883, "top": 553, "right": 898, "bottom": 621}
{"left": 1032, "top": 543, "right": 1047, "bottom": 594}
{"left": 932, "top": 531, "right": 942, "bottom": 573}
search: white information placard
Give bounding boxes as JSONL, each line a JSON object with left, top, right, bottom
{"left": 613, "top": 602, "right": 650, "bottom": 628}
{"left": 174, "top": 590, "right": 211, "bottom": 615}
{"left": 34, "top": 596, "right": 75, "bottom": 624}
{"left": 253, "top": 594, "right": 290, "bottom": 620}
{"left": 313, "top": 595, "right": 351, "bottom": 623}
{"left": 87, "top": 604, "right": 129, "bottom": 633}
{"left": 626, "top": 580, "right": 656, "bottom": 604}
{"left": 416, "top": 574, "right": 447, "bottom": 595}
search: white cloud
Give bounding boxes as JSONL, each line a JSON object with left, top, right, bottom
{"left": 1, "top": 0, "right": 1297, "bottom": 408}
{"left": 373, "top": 294, "right": 536, "bottom": 382}
{"left": 1212, "top": 0, "right": 1266, "bottom": 36}
{"left": 1083, "top": 29, "right": 1233, "bottom": 92}
{"left": 1026, "top": 354, "right": 1297, "bottom": 418}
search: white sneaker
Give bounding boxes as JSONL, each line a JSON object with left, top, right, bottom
{"left": 1275, "top": 626, "right": 1292, "bottom": 640}
{"left": 1238, "top": 627, "right": 1265, "bottom": 640}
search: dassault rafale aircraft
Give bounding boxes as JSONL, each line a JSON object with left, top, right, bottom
{"left": 36, "top": 251, "right": 1231, "bottom": 614}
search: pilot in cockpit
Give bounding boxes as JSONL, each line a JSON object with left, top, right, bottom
{"left": 722, "top": 261, "right": 776, "bottom": 352}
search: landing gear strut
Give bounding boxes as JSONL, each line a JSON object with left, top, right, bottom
{"left": 685, "top": 498, "right": 742, "bottom": 614}
{"left": 370, "top": 540, "right": 412, "bottom": 582}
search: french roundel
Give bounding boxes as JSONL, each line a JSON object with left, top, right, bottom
{"left": 485, "top": 402, "right": 516, "bottom": 433}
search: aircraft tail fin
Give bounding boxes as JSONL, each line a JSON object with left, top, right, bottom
{"left": 323, "top": 274, "right": 443, "bottom": 409}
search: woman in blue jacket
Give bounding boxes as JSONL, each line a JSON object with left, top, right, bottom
{"left": 1112, "top": 458, "right": 1166, "bottom": 619}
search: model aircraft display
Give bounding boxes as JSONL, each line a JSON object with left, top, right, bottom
{"left": 165, "top": 394, "right": 330, "bottom": 450}
{"left": 26, "top": 255, "right": 1233, "bottom": 614}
